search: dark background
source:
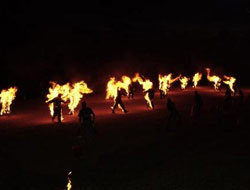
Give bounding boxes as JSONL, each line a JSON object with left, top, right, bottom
{"left": 2, "top": 0, "right": 250, "bottom": 97}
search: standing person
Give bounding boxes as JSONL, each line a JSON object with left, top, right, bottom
{"left": 191, "top": 91, "right": 203, "bottom": 124}
{"left": 48, "top": 94, "right": 66, "bottom": 123}
{"left": 223, "top": 86, "right": 232, "bottom": 113}
{"left": 238, "top": 87, "right": 244, "bottom": 105}
{"left": 128, "top": 83, "right": 135, "bottom": 99}
{"left": 78, "top": 101, "right": 96, "bottom": 147}
{"left": 145, "top": 88, "right": 156, "bottom": 109}
{"left": 166, "top": 98, "right": 181, "bottom": 129}
{"left": 112, "top": 88, "right": 128, "bottom": 113}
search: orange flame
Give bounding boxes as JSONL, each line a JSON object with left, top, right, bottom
{"left": 46, "top": 82, "right": 70, "bottom": 119}
{"left": 133, "top": 73, "right": 153, "bottom": 109}
{"left": 223, "top": 75, "right": 236, "bottom": 93}
{"left": 46, "top": 81, "right": 93, "bottom": 118}
{"left": 106, "top": 76, "right": 131, "bottom": 100}
{"left": 179, "top": 76, "right": 190, "bottom": 89}
{"left": 68, "top": 81, "right": 93, "bottom": 114}
{"left": 158, "top": 74, "right": 168, "bottom": 95}
{"left": 205, "top": 68, "right": 221, "bottom": 90}
{"left": 0, "top": 87, "right": 18, "bottom": 115}
{"left": 158, "top": 73, "right": 181, "bottom": 94}
{"left": 192, "top": 72, "right": 202, "bottom": 88}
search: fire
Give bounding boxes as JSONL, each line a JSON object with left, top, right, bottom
{"left": 205, "top": 68, "right": 221, "bottom": 90}
{"left": 46, "top": 81, "right": 93, "bottom": 118}
{"left": 192, "top": 72, "right": 202, "bottom": 88}
{"left": 106, "top": 76, "right": 131, "bottom": 100}
{"left": 158, "top": 74, "right": 181, "bottom": 94}
{"left": 179, "top": 76, "right": 190, "bottom": 89}
{"left": 0, "top": 87, "right": 18, "bottom": 115}
{"left": 46, "top": 82, "right": 70, "bottom": 118}
{"left": 158, "top": 74, "right": 168, "bottom": 95}
{"left": 133, "top": 73, "right": 153, "bottom": 108}
{"left": 223, "top": 75, "right": 236, "bottom": 93}
{"left": 67, "top": 171, "right": 72, "bottom": 190}
{"left": 68, "top": 81, "right": 93, "bottom": 114}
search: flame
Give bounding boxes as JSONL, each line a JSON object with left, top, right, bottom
{"left": 133, "top": 73, "right": 153, "bottom": 108}
{"left": 46, "top": 81, "right": 93, "bottom": 119}
{"left": 223, "top": 75, "right": 236, "bottom": 93}
{"left": 205, "top": 68, "right": 221, "bottom": 90}
{"left": 158, "top": 74, "right": 168, "bottom": 95}
{"left": 106, "top": 76, "right": 131, "bottom": 111}
{"left": 158, "top": 74, "right": 181, "bottom": 94}
{"left": 106, "top": 76, "right": 131, "bottom": 100}
{"left": 179, "top": 76, "right": 190, "bottom": 89}
{"left": 68, "top": 81, "right": 93, "bottom": 114}
{"left": 192, "top": 72, "right": 202, "bottom": 88}
{"left": 67, "top": 171, "right": 72, "bottom": 190}
{"left": 0, "top": 87, "right": 18, "bottom": 115}
{"left": 46, "top": 82, "right": 70, "bottom": 119}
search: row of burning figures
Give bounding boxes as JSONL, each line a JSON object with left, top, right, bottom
{"left": 106, "top": 68, "right": 236, "bottom": 110}
{"left": 0, "top": 68, "right": 236, "bottom": 117}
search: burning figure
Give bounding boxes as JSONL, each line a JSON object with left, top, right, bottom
{"left": 133, "top": 73, "right": 154, "bottom": 109}
{"left": 192, "top": 72, "right": 202, "bottom": 88}
{"left": 68, "top": 81, "right": 93, "bottom": 115}
{"left": 0, "top": 86, "right": 18, "bottom": 116}
{"left": 111, "top": 88, "right": 128, "bottom": 113}
{"left": 159, "top": 74, "right": 168, "bottom": 99}
{"left": 158, "top": 74, "right": 181, "bottom": 97}
{"left": 179, "top": 76, "right": 190, "bottom": 90}
{"left": 47, "top": 94, "right": 66, "bottom": 123}
{"left": 144, "top": 88, "right": 156, "bottom": 109}
{"left": 205, "top": 68, "right": 221, "bottom": 90}
{"left": 46, "top": 81, "right": 93, "bottom": 121}
{"left": 223, "top": 75, "right": 236, "bottom": 94}
{"left": 106, "top": 76, "right": 130, "bottom": 113}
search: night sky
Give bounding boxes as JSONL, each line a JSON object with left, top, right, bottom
{"left": 2, "top": 1, "right": 250, "bottom": 96}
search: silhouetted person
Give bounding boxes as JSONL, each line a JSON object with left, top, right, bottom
{"left": 191, "top": 91, "right": 203, "bottom": 124}
{"left": 112, "top": 88, "right": 128, "bottom": 113}
{"left": 166, "top": 98, "right": 181, "bottom": 129}
{"left": 78, "top": 101, "right": 96, "bottom": 147}
{"left": 223, "top": 86, "right": 232, "bottom": 113}
{"left": 128, "top": 83, "right": 135, "bottom": 99}
{"left": 145, "top": 88, "right": 156, "bottom": 108}
{"left": 48, "top": 94, "right": 65, "bottom": 123}
{"left": 238, "top": 87, "right": 244, "bottom": 105}
{"left": 193, "top": 91, "right": 203, "bottom": 117}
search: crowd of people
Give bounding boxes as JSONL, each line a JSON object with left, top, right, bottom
{"left": 46, "top": 83, "right": 247, "bottom": 156}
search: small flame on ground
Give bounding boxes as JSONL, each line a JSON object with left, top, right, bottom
{"left": 0, "top": 87, "right": 18, "bottom": 115}
{"left": 192, "top": 73, "right": 202, "bottom": 88}
{"left": 133, "top": 73, "right": 153, "bottom": 109}
{"left": 67, "top": 171, "right": 72, "bottom": 190}
{"left": 223, "top": 75, "right": 236, "bottom": 93}
{"left": 205, "top": 68, "right": 221, "bottom": 90}
{"left": 179, "top": 76, "right": 190, "bottom": 89}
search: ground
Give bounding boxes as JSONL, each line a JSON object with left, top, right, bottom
{"left": 0, "top": 87, "right": 250, "bottom": 190}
